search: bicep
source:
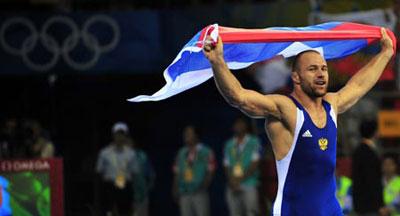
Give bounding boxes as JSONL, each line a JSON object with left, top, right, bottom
{"left": 238, "top": 89, "right": 281, "bottom": 118}
{"left": 332, "top": 80, "right": 366, "bottom": 114}
{"left": 325, "top": 86, "right": 358, "bottom": 115}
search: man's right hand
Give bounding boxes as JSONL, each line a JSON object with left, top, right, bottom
{"left": 203, "top": 36, "right": 224, "bottom": 64}
{"left": 380, "top": 28, "right": 394, "bottom": 58}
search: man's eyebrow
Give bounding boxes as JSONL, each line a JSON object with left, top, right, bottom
{"left": 307, "top": 64, "right": 327, "bottom": 68}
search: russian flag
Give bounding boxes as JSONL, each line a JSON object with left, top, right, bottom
{"left": 128, "top": 22, "right": 396, "bottom": 102}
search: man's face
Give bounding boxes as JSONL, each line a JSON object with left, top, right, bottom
{"left": 293, "top": 51, "right": 329, "bottom": 97}
{"left": 233, "top": 119, "right": 247, "bottom": 135}
{"left": 183, "top": 126, "right": 197, "bottom": 146}
{"left": 382, "top": 158, "right": 397, "bottom": 177}
{"left": 113, "top": 131, "right": 127, "bottom": 145}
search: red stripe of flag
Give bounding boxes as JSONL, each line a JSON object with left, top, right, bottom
{"left": 217, "top": 22, "right": 396, "bottom": 53}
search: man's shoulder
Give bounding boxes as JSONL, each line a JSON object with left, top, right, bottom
{"left": 100, "top": 145, "right": 113, "bottom": 153}
{"left": 127, "top": 146, "right": 135, "bottom": 152}
{"left": 323, "top": 93, "right": 339, "bottom": 113}
{"left": 393, "top": 176, "right": 400, "bottom": 184}
{"left": 353, "top": 144, "right": 375, "bottom": 156}
{"left": 269, "top": 94, "right": 294, "bottom": 105}
{"left": 323, "top": 93, "right": 337, "bottom": 104}
{"left": 260, "top": 94, "right": 296, "bottom": 111}
{"left": 199, "top": 143, "right": 212, "bottom": 152}
{"left": 358, "top": 143, "right": 373, "bottom": 151}
{"left": 224, "top": 138, "right": 235, "bottom": 148}
{"left": 98, "top": 145, "right": 113, "bottom": 159}
{"left": 247, "top": 134, "right": 260, "bottom": 143}
{"left": 197, "top": 144, "right": 214, "bottom": 157}
{"left": 136, "top": 149, "right": 147, "bottom": 158}
{"left": 273, "top": 94, "right": 299, "bottom": 120}
{"left": 352, "top": 144, "right": 364, "bottom": 154}
{"left": 177, "top": 146, "right": 187, "bottom": 155}
{"left": 265, "top": 95, "right": 298, "bottom": 133}
{"left": 124, "top": 146, "right": 136, "bottom": 155}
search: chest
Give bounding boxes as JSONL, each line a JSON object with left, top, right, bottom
{"left": 294, "top": 114, "right": 337, "bottom": 166}
{"left": 105, "top": 151, "right": 131, "bottom": 165}
{"left": 228, "top": 147, "right": 253, "bottom": 166}
{"left": 179, "top": 150, "right": 208, "bottom": 166}
{"left": 307, "top": 110, "right": 327, "bottom": 129}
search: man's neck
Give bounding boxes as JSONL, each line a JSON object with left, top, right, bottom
{"left": 384, "top": 174, "right": 396, "bottom": 182}
{"left": 114, "top": 144, "right": 124, "bottom": 151}
{"left": 291, "top": 90, "right": 323, "bottom": 111}
{"left": 187, "top": 143, "right": 197, "bottom": 150}
{"left": 235, "top": 133, "right": 247, "bottom": 144}
{"left": 362, "top": 138, "right": 375, "bottom": 148}
{"left": 236, "top": 132, "right": 246, "bottom": 138}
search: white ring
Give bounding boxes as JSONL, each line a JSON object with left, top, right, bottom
{"left": 41, "top": 15, "right": 80, "bottom": 53}
{"left": 82, "top": 14, "right": 120, "bottom": 53}
{"left": 63, "top": 33, "right": 101, "bottom": 70}
{"left": 0, "top": 17, "right": 37, "bottom": 56}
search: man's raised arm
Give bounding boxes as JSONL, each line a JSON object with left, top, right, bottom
{"left": 328, "top": 28, "right": 395, "bottom": 114}
{"left": 203, "top": 36, "right": 282, "bottom": 119}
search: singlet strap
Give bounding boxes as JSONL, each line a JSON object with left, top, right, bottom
{"left": 322, "top": 100, "right": 332, "bottom": 112}
{"left": 287, "top": 95, "right": 304, "bottom": 110}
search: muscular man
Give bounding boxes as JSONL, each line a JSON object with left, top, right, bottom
{"left": 203, "top": 28, "right": 394, "bottom": 215}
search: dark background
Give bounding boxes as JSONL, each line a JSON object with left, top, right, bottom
{"left": 0, "top": 71, "right": 267, "bottom": 215}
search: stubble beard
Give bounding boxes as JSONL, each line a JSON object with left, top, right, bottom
{"left": 301, "top": 82, "right": 327, "bottom": 98}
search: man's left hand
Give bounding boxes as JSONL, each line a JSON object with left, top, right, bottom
{"left": 380, "top": 28, "right": 394, "bottom": 57}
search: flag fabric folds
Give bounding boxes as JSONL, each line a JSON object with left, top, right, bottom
{"left": 128, "top": 22, "right": 396, "bottom": 102}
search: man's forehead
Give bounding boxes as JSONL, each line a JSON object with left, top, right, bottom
{"left": 298, "top": 51, "right": 326, "bottom": 65}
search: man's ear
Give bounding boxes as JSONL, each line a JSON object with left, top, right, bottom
{"left": 291, "top": 71, "right": 301, "bottom": 84}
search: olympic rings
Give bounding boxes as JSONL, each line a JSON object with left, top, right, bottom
{"left": 0, "top": 14, "right": 120, "bottom": 71}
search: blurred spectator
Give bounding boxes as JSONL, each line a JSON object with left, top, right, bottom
{"left": 130, "top": 139, "right": 155, "bottom": 216}
{"left": 314, "top": 8, "right": 396, "bottom": 30}
{"left": 24, "top": 120, "right": 54, "bottom": 158}
{"left": 96, "top": 122, "right": 138, "bottom": 216}
{"left": 352, "top": 119, "right": 383, "bottom": 216}
{"left": 172, "top": 125, "right": 215, "bottom": 216}
{"left": 335, "top": 171, "right": 352, "bottom": 215}
{"left": 252, "top": 56, "right": 291, "bottom": 94}
{"left": 379, "top": 154, "right": 400, "bottom": 216}
{"left": 258, "top": 147, "right": 277, "bottom": 215}
{"left": 223, "top": 117, "right": 261, "bottom": 216}
{"left": 0, "top": 118, "right": 19, "bottom": 158}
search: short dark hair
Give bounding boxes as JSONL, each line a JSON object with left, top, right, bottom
{"left": 291, "top": 50, "right": 322, "bottom": 72}
{"left": 234, "top": 116, "right": 249, "bottom": 128}
{"left": 183, "top": 124, "right": 201, "bottom": 137}
{"left": 359, "top": 119, "right": 378, "bottom": 139}
{"left": 233, "top": 115, "right": 256, "bottom": 134}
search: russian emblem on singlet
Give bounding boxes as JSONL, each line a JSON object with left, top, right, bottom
{"left": 318, "top": 138, "right": 328, "bottom": 151}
